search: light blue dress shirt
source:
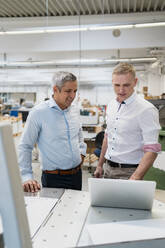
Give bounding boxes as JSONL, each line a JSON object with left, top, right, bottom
{"left": 18, "top": 98, "right": 87, "bottom": 182}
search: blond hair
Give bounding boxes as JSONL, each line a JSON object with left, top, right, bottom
{"left": 112, "top": 63, "right": 136, "bottom": 78}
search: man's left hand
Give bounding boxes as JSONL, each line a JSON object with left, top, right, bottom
{"left": 129, "top": 174, "right": 142, "bottom": 180}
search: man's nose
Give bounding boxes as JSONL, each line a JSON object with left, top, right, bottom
{"left": 70, "top": 92, "right": 76, "bottom": 99}
{"left": 119, "top": 87, "right": 124, "bottom": 93}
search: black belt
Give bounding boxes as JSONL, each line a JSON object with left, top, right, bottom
{"left": 107, "top": 160, "right": 138, "bottom": 168}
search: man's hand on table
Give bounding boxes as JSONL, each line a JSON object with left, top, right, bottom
{"left": 94, "top": 166, "right": 103, "bottom": 178}
{"left": 23, "top": 180, "right": 41, "bottom": 193}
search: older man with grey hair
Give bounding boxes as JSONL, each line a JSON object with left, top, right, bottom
{"left": 19, "top": 71, "right": 86, "bottom": 192}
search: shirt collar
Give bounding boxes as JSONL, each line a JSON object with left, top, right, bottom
{"left": 116, "top": 91, "right": 136, "bottom": 105}
{"left": 124, "top": 91, "right": 136, "bottom": 105}
{"left": 48, "top": 97, "right": 70, "bottom": 112}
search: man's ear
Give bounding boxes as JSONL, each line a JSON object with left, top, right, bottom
{"left": 134, "top": 78, "right": 138, "bottom": 86}
{"left": 53, "top": 85, "right": 58, "bottom": 93}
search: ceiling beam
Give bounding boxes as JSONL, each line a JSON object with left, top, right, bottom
{"left": 127, "top": 0, "right": 130, "bottom": 13}
{"left": 77, "top": 0, "right": 86, "bottom": 15}
{"left": 98, "top": 0, "right": 105, "bottom": 14}
{"left": 84, "top": 0, "right": 92, "bottom": 15}
{"left": 161, "top": 1, "right": 165, "bottom": 11}
{"left": 140, "top": 0, "right": 144, "bottom": 12}
{"left": 106, "top": 0, "right": 110, "bottom": 14}
{"left": 0, "top": 7, "right": 11, "bottom": 17}
{"left": 49, "top": 0, "right": 62, "bottom": 16}
{"left": 63, "top": 0, "right": 74, "bottom": 15}
{"left": 120, "top": 0, "right": 123, "bottom": 13}
{"left": 19, "top": 0, "right": 39, "bottom": 17}
{"left": 70, "top": 0, "right": 80, "bottom": 15}
{"left": 133, "top": 0, "right": 137, "bottom": 12}
{"left": 113, "top": 0, "right": 117, "bottom": 13}
{"left": 46, "top": 0, "right": 57, "bottom": 16}
{"left": 154, "top": 0, "right": 159, "bottom": 11}
{"left": 1, "top": 0, "right": 21, "bottom": 17}
{"left": 11, "top": 0, "right": 30, "bottom": 17}
{"left": 56, "top": 0, "right": 69, "bottom": 15}
{"left": 26, "top": 0, "right": 42, "bottom": 16}
{"left": 1, "top": 12, "right": 165, "bottom": 29}
{"left": 91, "top": 0, "right": 98, "bottom": 14}
{"left": 34, "top": 0, "right": 47, "bottom": 16}
{"left": 147, "top": 0, "right": 152, "bottom": 12}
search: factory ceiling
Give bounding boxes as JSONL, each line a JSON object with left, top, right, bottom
{"left": 0, "top": 0, "right": 165, "bottom": 85}
{"left": 0, "top": 0, "right": 165, "bottom": 18}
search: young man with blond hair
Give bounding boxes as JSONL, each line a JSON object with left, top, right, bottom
{"left": 94, "top": 63, "right": 161, "bottom": 180}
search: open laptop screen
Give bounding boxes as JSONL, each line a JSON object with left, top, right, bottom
{"left": 88, "top": 178, "right": 156, "bottom": 210}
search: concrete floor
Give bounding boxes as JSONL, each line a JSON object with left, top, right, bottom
{"left": 14, "top": 135, "right": 165, "bottom": 202}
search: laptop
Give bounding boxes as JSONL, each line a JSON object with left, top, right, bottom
{"left": 88, "top": 178, "right": 156, "bottom": 210}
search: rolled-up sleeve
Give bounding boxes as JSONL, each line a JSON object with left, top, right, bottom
{"left": 138, "top": 107, "right": 161, "bottom": 152}
{"left": 18, "top": 110, "right": 40, "bottom": 182}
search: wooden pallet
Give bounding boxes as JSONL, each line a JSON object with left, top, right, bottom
{"left": 84, "top": 153, "right": 98, "bottom": 164}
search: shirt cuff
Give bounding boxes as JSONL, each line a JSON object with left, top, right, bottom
{"left": 22, "top": 173, "right": 33, "bottom": 183}
{"left": 143, "top": 143, "right": 161, "bottom": 153}
{"left": 80, "top": 143, "right": 87, "bottom": 156}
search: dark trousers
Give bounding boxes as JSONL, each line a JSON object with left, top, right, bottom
{"left": 41, "top": 169, "right": 82, "bottom": 190}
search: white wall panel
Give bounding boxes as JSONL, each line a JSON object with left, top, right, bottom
{"left": 0, "top": 27, "right": 165, "bottom": 52}
{"left": 79, "top": 84, "right": 114, "bottom": 106}
{"left": 147, "top": 70, "right": 162, "bottom": 96}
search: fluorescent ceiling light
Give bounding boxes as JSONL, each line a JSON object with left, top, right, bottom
{"left": 0, "top": 58, "right": 157, "bottom": 66}
{"left": 90, "top": 24, "right": 133, "bottom": 30}
{"left": 45, "top": 27, "right": 88, "bottom": 33}
{"left": 0, "top": 22, "right": 164, "bottom": 35}
{"left": 56, "top": 59, "right": 105, "bottom": 63}
{"left": 135, "top": 22, "right": 165, "bottom": 28}
{"left": 90, "top": 22, "right": 165, "bottom": 31}
{"left": 0, "top": 27, "right": 88, "bottom": 35}
{"left": 5, "top": 30, "right": 45, "bottom": 35}
{"left": 115, "top": 58, "right": 157, "bottom": 62}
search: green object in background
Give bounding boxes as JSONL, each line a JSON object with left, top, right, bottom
{"left": 144, "top": 167, "right": 165, "bottom": 190}
{"left": 159, "top": 130, "right": 165, "bottom": 151}
{"left": 144, "top": 129, "right": 165, "bottom": 190}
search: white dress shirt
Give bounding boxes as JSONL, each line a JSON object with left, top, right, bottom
{"left": 105, "top": 92, "right": 161, "bottom": 164}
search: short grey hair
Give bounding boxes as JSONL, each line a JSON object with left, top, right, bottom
{"left": 112, "top": 63, "right": 136, "bottom": 78}
{"left": 52, "top": 71, "right": 77, "bottom": 90}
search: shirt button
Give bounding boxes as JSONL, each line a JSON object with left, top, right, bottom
{"left": 112, "top": 147, "right": 114, "bottom": 150}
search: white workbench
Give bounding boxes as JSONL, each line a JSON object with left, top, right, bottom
{"left": 1, "top": 188, "right": 165, "bottom": 248}
{"left": 26, "top": 189, "right": 165, "bottom": 248}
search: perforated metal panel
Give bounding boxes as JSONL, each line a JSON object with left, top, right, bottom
{"left": 78, "top": 200, "right": 165, "bottom": 247}
{"left": 33, "top": 190, "right": 90, "bottom": 248}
